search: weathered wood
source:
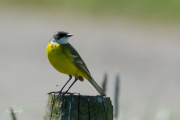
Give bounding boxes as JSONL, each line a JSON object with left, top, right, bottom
{"left": 43, "top": 93, "right": 113, "bottom": 120}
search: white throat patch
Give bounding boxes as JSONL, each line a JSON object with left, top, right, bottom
{"left": 57, "top": 37, "right": 69, "bottom": 44}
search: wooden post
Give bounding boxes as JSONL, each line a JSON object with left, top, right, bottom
{"left": 43, "top": 93, "right": 113, "bottom": 120}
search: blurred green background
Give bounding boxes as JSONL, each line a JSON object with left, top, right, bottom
{"left": 0, "top": 0, "right": 180, "bottom": 120}
{"left": 1, "top": 0, "right": 180, "bottom": 23}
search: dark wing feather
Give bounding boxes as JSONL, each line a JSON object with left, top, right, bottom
{"left": 63, "top": 43, "right": 92, "bottom": 79}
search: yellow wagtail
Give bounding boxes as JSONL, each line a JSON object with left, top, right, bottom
{"left": 46, "top": 31, "right": 106, "bottom": 96}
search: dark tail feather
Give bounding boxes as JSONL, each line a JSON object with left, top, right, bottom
{"left": 88, "top": 78, "right": 106, "bottom": 96}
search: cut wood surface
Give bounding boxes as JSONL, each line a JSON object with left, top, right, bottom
{"left": 43, "top": 93, "right": 113, "bottom": 120}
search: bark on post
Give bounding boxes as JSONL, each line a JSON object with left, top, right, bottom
{"left": 43, "top": 93, "right": 113, "bottom": 120}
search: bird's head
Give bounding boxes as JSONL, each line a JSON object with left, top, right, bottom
{"left": 51, "top": 31, "right": 73, "bottom": 44}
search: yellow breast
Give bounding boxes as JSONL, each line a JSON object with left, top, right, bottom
{"left": 46, "top": 41, "right": 78, "bottom": 76}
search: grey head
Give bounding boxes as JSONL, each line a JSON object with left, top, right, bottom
{"left": 51, "top": 31, "right": 73, "bottom": 44}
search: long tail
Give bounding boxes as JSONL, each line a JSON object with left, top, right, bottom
{"left": 88, "top": 78, "right": 106, "bottom": 96}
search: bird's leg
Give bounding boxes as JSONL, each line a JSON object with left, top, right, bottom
{"left": 47, "top": 75, "right": 72, "bottom": 95}
{"left": 63, "top": 78, "right": 78, "bottom": 95}
{"left": 59, "top": 75, "right": 72, "bottom": 93}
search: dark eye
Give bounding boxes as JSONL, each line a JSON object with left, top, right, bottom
{"left": 53, "top": 34, "right": 65, "bottom": 40}
{"left": 59, "top": 34, "right": 66, "bottom": 38}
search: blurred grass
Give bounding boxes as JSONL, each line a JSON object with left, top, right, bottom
{"left": 1, "top": 0, "right": 180, "bottom": 23}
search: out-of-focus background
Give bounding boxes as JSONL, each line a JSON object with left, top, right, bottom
{"left": 0, "top": 0, "right": 180, "bottom": 120}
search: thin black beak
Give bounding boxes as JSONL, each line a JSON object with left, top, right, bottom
{"left": 67, "top": 34, "right": 73, "bottom": 37}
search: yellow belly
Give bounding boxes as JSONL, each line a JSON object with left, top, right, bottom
{"left": 46, "top": 42, "right": 89, "bottom": 79}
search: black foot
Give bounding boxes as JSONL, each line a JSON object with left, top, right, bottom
{"left": 61, "top": 91, "right": 71, "bottom": 96}
{"left": 61, "top": 91, "right": 80, "bottom": 96}
{"left": 47, "top": 91, "right": 62, "bottom": 95}
{"left": 47, "top": 91, "right": 64, "bottom": 99}
{"left": 47, "top": 91, "right": 80, "bottom": 99}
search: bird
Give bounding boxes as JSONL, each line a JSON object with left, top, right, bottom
{"left": 46, "top": 31, "right": 106, "bottom": 96}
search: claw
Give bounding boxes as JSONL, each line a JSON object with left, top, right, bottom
{"left": 47, "top": 91, "right": 62, "bottom": 98}
{"left": 47, "top": 91, "right": 56, "bottom": 95}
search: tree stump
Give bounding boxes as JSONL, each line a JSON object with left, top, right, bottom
{"left": 43, "top": 93, "right": 113, "bottom": 120}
